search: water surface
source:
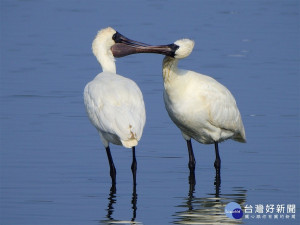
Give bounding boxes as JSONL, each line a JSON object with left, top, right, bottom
{"left": 1, "top": 0, "right": 299, "bottom": 224}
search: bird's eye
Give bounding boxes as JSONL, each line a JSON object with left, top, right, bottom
{"left": 112, "top": 32, "right": 121, "bottom": 42}
{"left": 170, "top": 44, "right": 179, "bottom": 52}
{"left": 112, "top": 33, "right": 117, "bottom": 40}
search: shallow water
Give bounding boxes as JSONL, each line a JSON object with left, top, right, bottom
{"left": 0, "top": 0, "right": 299, "bottom": 224}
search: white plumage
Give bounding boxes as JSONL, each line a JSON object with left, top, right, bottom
{"left": 83, "top": 27, "right": 146, "bottom": 185}
{"left": 163, "top": 64, "right": 245, "bottom": 144}
{"left": 84, "top": 72, "right": 145, "bottom": 148}
{"left": 162, "top": 39, "right": 246, "bottom": 177}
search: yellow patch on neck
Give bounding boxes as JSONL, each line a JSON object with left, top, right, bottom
{"left": 163, "top": 57, "right": 177, "bottom": 84}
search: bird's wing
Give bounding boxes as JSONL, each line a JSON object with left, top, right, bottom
{"left": 202, "top": 76, "right": 245, "bottom": 141}
{"left": 84, "top": 73, "right": 146, "bottom": 143}
{"left": 185, "top": 72, "right": 245, "bottom": 141}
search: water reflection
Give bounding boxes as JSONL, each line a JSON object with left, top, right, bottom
{"left": 189, "top": 168, "right": 221, "bottom": 198}
{"left": 105, "top": 185, "right": 117, "bottom": 221}
{"left": 100, "top": 184, "right": 141, "bottom": 224}
{"left": 131, "top": 185, "right": 138, "bottom": 222}
{"left": 174, "top": 176, "right": 247, "bottom": 224}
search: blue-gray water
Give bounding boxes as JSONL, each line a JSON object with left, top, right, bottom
{"left": 0, "top": 0, "right": 299, "bottom": 224}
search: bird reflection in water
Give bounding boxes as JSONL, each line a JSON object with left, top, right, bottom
{"left": 105, "top": 184, "right": 116, "bottom": 221}
{"left": 188, "top": 165, "right": 221, "bottom": 198}
{"left": 101, "top": 184, "right": 141, "bottom": 224}
{"left": 175, "top": 174, "right": 246, "bottom": 224}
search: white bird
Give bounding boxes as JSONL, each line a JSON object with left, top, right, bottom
{"left": 83, "top": 28, "right": 146, "bottom": 185}
{"left": 161, "top": 39, "right": 246, "bottom": 178}
{"left": 84, "top": 27, "right": 177, "bottom": 185}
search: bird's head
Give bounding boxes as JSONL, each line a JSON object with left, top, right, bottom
{"left": 172, "top": 39, "right": 195, "bottom": 59}
{"left": 92, "top": 27, "right": 117, "bottom": 58}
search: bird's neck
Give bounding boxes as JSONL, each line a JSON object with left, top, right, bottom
{"left": 95, "top": 48, "right": 117, "bottom": 74}
{"left": 162, "top": 56, "right": 179, "bottom": 84}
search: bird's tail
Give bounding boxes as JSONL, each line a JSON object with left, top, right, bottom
{"left": 121, "top": 138, "right": 138, "bottom": 148}
{"left": 233, "top": 136, "right": 247, "bottom": 143}
{"left": 120, "top": 127, "right": 139, "bottom": 148}
{"left": 233, "top": 129, "right": 246, "bottom": 143}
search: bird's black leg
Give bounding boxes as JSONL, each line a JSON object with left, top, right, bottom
{"left": 187, "top": 140, "right": 196, "bottom": 173}
{"left": 106, "top": 146, "right": 116, "bottom": 185}
{"left": 214, "top": 142, "right": 221, "bottom": 181}
{"left": 131, "top": 147, "right": 137, "bottom": 221}
{"left": 131, "top": 147, "right": 137, "bottom": 186}
{"left": 188, "top": 169, "right": 196, "bottom": 194}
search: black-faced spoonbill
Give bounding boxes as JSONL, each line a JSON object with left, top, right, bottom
{"left": 84, "top": 27, "right": 177, "bottom": 185}
{"left": 161, "top": 39, "right": 246, "bottom": 180}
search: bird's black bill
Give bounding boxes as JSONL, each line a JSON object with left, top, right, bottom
{"left": 111, "top": 31, "right": 178, "bottom": 58}
{"left": 112, "top": 43, "right": 178, "bottom": 58}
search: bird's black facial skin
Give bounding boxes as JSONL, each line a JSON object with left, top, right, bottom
{"left": 112, "top": 32, "right": 128, "bottom": 44}
{"left": 112, "top": 32, "right": 122, "bottom": 43}
{"left": 111, "top": 31, "right": 179, "bottom": 58}
{"left": 167, "top": 44, "right": 180, "bottom": 57}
